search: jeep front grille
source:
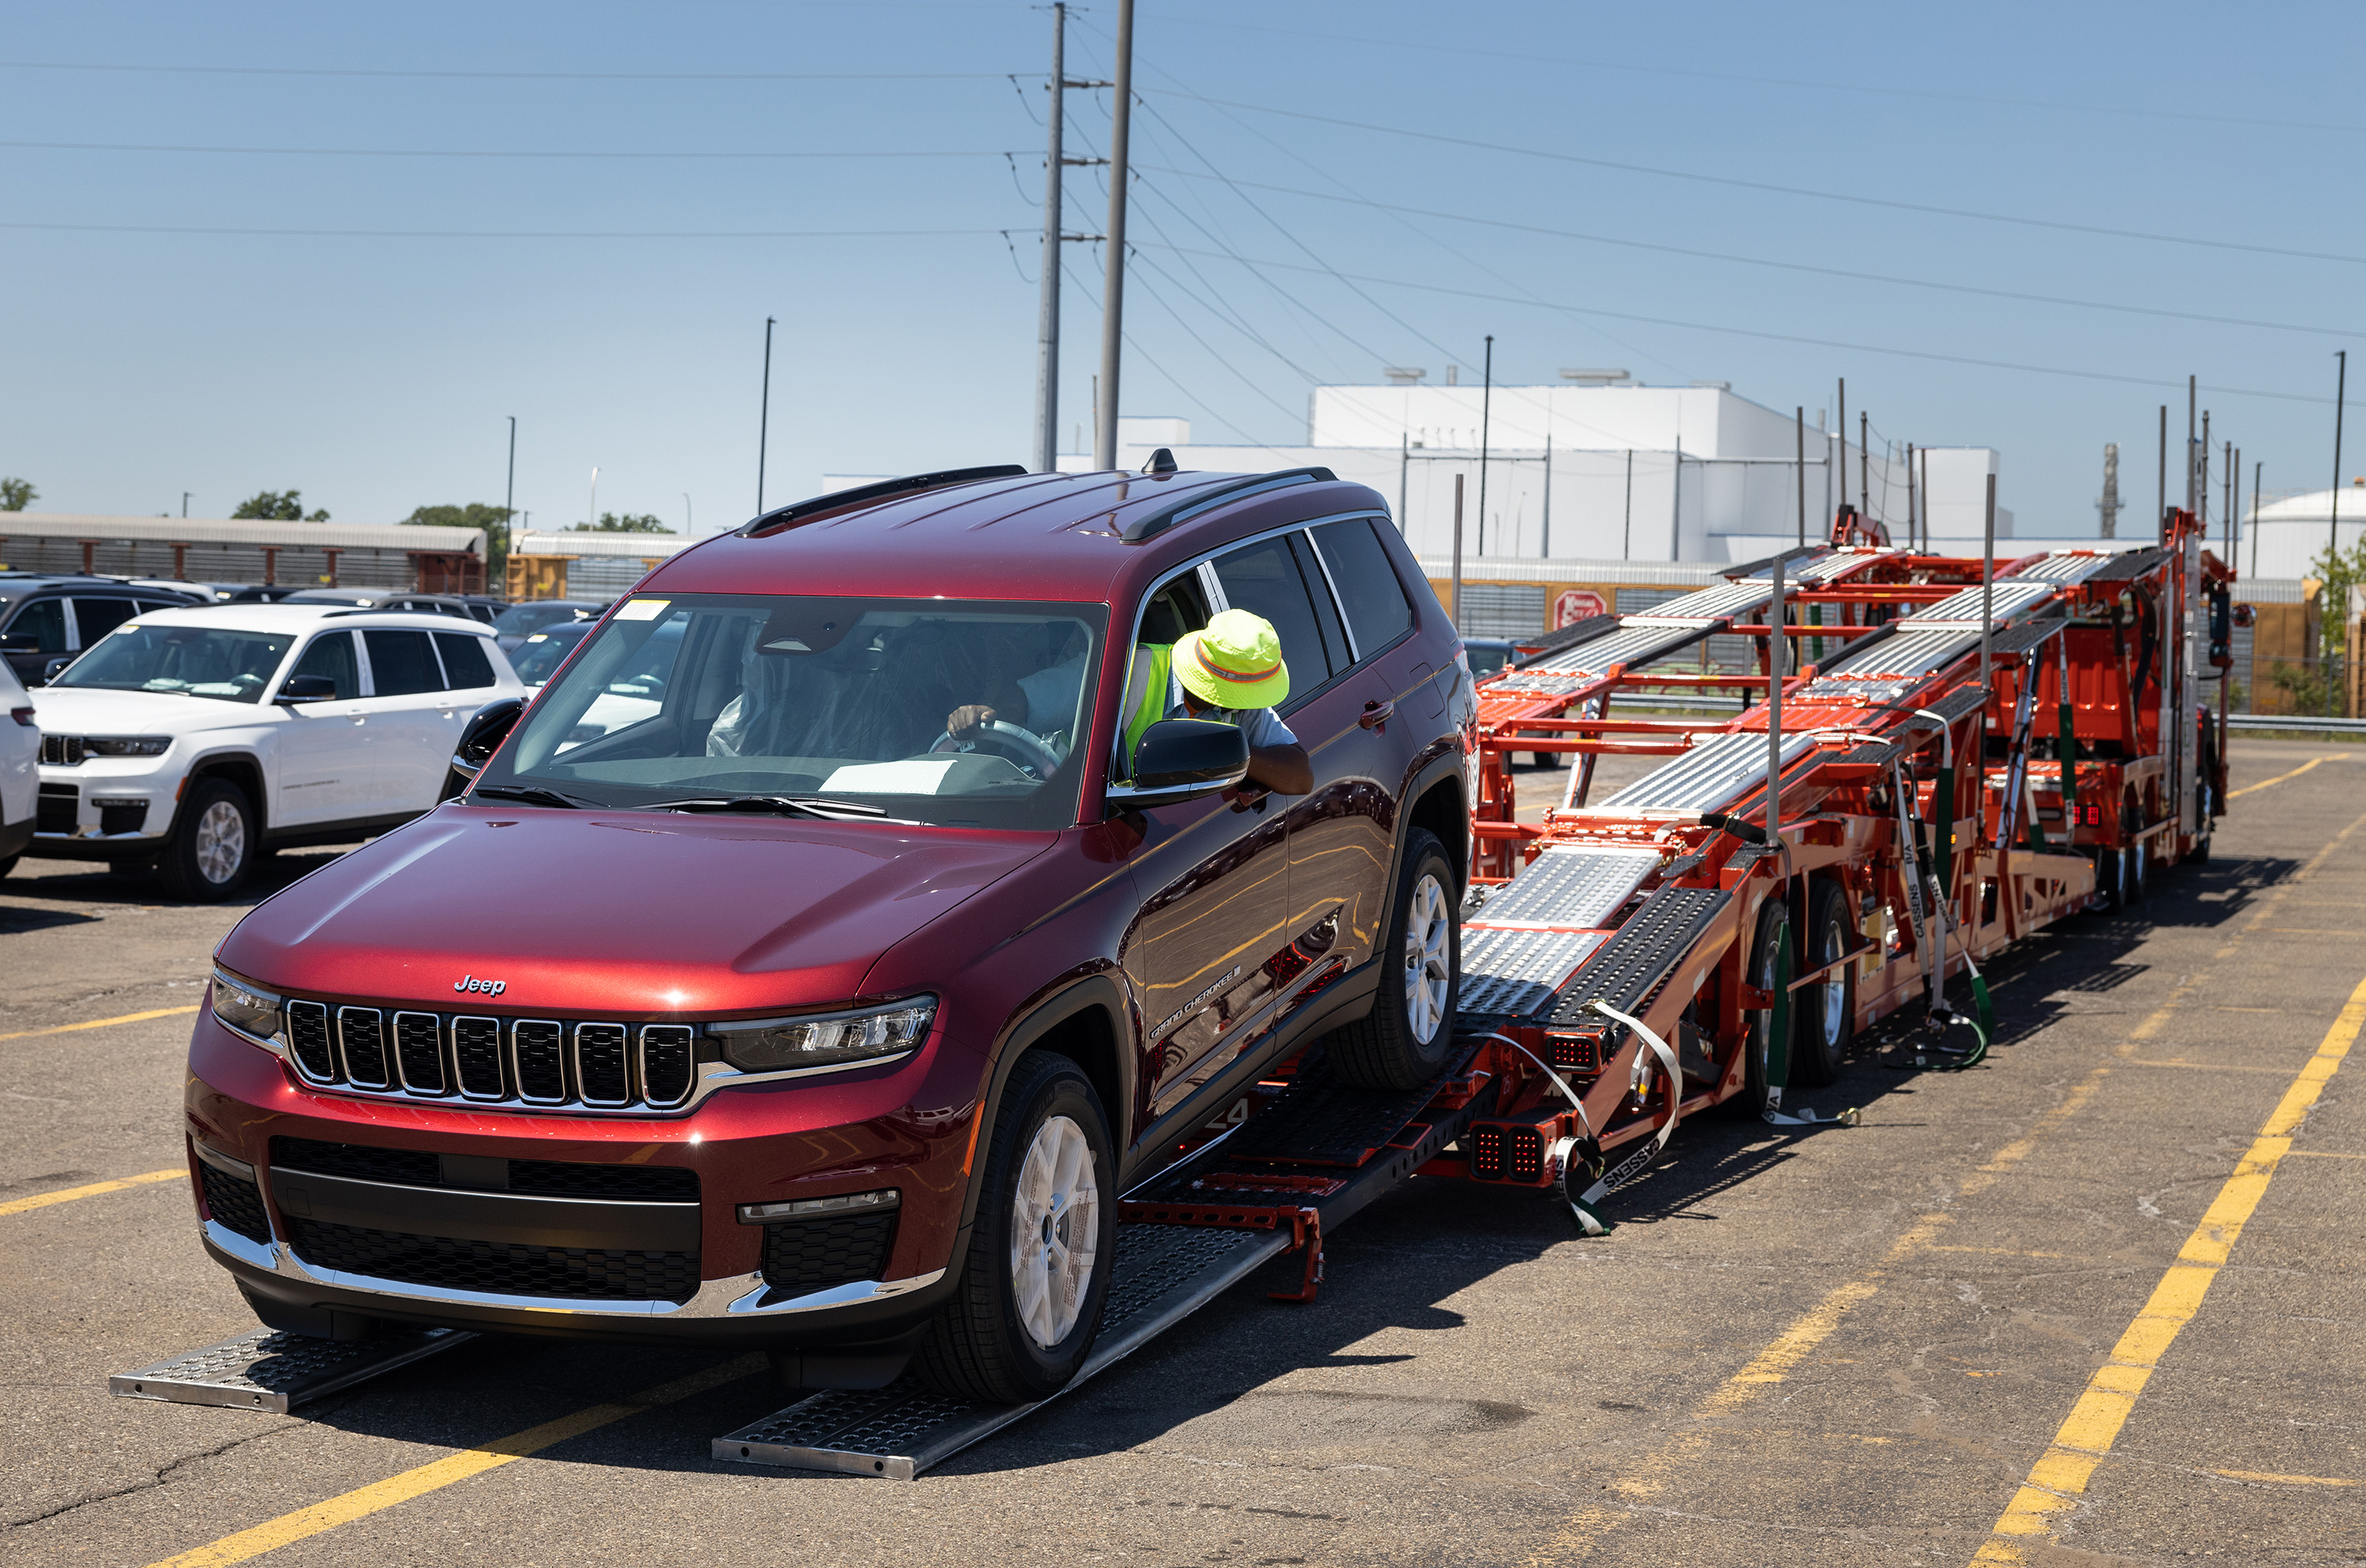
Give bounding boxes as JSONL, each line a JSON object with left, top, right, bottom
{"left": 40, "top": 735, "right": 85, "bottom": 766}
{"left": 281, "top": 1000, "right": 698, "bottom": 1114}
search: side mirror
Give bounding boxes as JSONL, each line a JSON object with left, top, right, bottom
{"left": 1106, "top": 719, "right": 1249, "bottom": 812}
{"left": 41, "top": 655, "right": 73, "bottom": 685}
{"left": 441, "top": 696, "right": 526, "bottom": 801}
{"left": 275, "top": 674, "right": 340, "bottom": 705}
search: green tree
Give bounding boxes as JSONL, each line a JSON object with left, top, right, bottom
{"left": 0, "top": 477, "right": 34, "bottom": 512}
{"left": 571, "top": 512, "right": 674, "bottom": 534}
{"left": 231, "top": 489, "right": 329, "bottom": 521}
{"left": 402, "top": 502, "right": 514, "bottom": 578}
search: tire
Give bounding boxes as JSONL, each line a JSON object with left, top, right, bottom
{"left": 2189, "top": 783, "right": 2213, "bottom": 865}
{"left": 1729, "top": 898, "right": 1787, "bottom": 1118}
{"left": 2125, "top": 830, "right": 2151, "bottom": 905}
{"left": 913, "top": 1051, "right": 1117, "bottom": 1405}
{"left": 1790, "top": 880, "right": 1853, "bottom": 1087}
{"left": 1326, "top": 827, "right": 1460, "bottom": 1091}
{"left": 0, "top": 853, "right": 14, "bottom": 880}
{"left": 2097, "top": 844, "right": 2128, "bottom": 910}
{"left": 157, "top": 778, "right": 256, "bottom": 902}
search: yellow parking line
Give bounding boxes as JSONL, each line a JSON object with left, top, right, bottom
{"left": 1969, "top": 968, "right": 2366, "bottom": 1565}
{"left": 147, "top": 1354, "right": 765, "bottom": 1568}
{"left": 2226, "top": 756, "right": 2327, "bottom": 798}
{"left": 0, "top": 1168, "right": 185, "bottom": 1217}
{"left": 0, "top": 1004, "right": 200, "bottom": 1043}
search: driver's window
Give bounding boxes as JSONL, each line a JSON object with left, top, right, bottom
{"left": 286, "top": 633, "right": 360, "bottom": 700}
{"left": 1114, "top": 569, "right": 1215, "bottom": 779}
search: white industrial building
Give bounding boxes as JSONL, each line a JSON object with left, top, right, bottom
{"left": 1054, "top": 379, "right": 2016, "bottom": 567}
{"left": 2241, "top": 483, "right": 2366, "bottom": 581}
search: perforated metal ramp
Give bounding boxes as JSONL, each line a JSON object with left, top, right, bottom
{"left": 1547, "top": 885, "right": 1732, "bottom": 1028}
{"left": 110, "top": 1327, "right": 473, "bottom": 1414}
{"left": 1898, "top": 580, "right": 2057, "bottom": 627}
{"left": 1458, "top": 928, "right": 1607, "bottom": 1018}
{"left": 1468, "top": 846, "right": 1660, "bottom": 930}
{"left": 716, "top": 1057, "right": 1487, "bottom": 1479}
{"left": 1597, "top": 731, "right": 1814, "bottom": 813}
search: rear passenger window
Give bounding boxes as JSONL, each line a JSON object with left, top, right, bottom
{"left": 1210, "top": 536, "right": 1338, "bottom": 693}
{"left": 287, "top": 632, "right": 360, "bottom": 700}
{"left": 364, "top": 629, "right": 442, "bottom": 696}
{"left": 434, "top": 633, "right": 496, "bottom": 689}
{"left": 73, "top": 597, "right": 139, "bottom": 645}
{"left": 1309, "top": 518, "right": 1415, "bottom": 658}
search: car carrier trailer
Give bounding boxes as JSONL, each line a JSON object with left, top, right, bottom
{"left": 112, "top": 502, "right": 2234, "bottom": 1480}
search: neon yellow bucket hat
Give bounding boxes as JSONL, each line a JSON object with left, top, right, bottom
{"left": 1175, "top": 607, "right": 1289, "bottom": 710}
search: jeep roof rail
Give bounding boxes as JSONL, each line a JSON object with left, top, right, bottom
{"left": 1119, "top": 466, "right": 1338, "bottom": 546}
{"left": 737, "top": 465, "right": 1030, "bottom": 539}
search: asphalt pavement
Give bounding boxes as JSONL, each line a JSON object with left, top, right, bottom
{"left": 4, "top": 739, "right": 2364, "bottom": 1566}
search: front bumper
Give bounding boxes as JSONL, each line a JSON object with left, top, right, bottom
{"left": 32, "top": 756, "right": 176, "bottom": 858}
{"left": 185, "top": 1009, "right": 981, "bottom": 1346}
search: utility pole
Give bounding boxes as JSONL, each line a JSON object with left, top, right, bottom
{"left": 2186, "top": 375, "right": 2197, "bottom": 517}
{"left": 1539, "top": 431, "right": 1551, "bottom": 557}
{"left": 1795, "top": 407, "right": 1805, "bottom": 547}
{"left": 503, "top": 415, "right": 517, "bottom": 547}
{"left": 1860, "top": 411, "right": 1870, "bottom": 525}
{"left": 2331, "top": 349, "right": 2348, "bottom": 562}
{"left": 181, "top": 491, "right": 191, "bottom": 519}
{"left": 1837, "top": 378, "right": 1848, "bottom": 513}
{"left": 1033, "top": 5, "right": 1065, "bottom": 474}
{"left": 1476, "top": 334, "right": 1493, "bottom": 556}
{"left": 588, "top": 467, "right": 599, "bottom": 532}
{"left": 1621, "top": 448, "right": 1633, "bottom": 561}
{"left": 2157, "top": 405, "right": 2167, "bottom": 532}
{"left": 2252, "top": 459, "right": 2263, "bottom": 579}
{"left": 1904, "top": 441, "right": 1916, "bottom": 553}
{"left": 1092, "top": 0, "right": 1135, "bottom": 472}
{"left": 757, "top": 316, "right": 776, "bottom": 513}
{"left": 2098, "top": 442, "right": 2120, "bottom": 539}
{"left": 1450, "top": 472, "right": 1465, "bottom": 632}
{"left": 2200, "top": 409, "right": 2211, "bottom": 529}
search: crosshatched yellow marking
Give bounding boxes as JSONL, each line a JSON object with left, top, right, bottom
{"left": 1968, "top": 969, "right": 2366, "bottom": 1566}
{"left": 2214, "top": 1469, "right": 2363, "bottom": 1487}
{"left": 147, "top": 1355, "right": 764, "bottom": 1568}
{"left": 0, "top": 1168, "right": 185, "bottom": 1217}
{"left": 0, "top": 1003, "right": 200, "bottom": 1043}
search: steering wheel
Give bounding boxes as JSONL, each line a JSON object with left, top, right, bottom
{"left": 928, "top": 718, "right": 1065, "bottom": 780}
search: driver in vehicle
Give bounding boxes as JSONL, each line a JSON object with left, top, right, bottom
{"left": 949, "top": 607, "right": 1312, "bottom": 797}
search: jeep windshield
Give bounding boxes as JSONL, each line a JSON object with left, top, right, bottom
{"left": 481, "top": 592, "right": 1107, "bottom": 829}
{"left": 51, "top": 623, "right": 294, "bottom": 703}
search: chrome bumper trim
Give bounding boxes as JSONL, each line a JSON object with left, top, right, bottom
{"left": 230, "top": 1234, "right": 944, "bottom": 1320}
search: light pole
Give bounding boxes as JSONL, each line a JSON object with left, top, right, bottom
{"left": 181, "top": 491, "right": 192, "bottom": 519}
{"left": 1093, "top": 0, "right": 1135, "bottom": 471}
{"left": 502, "top": 415, "right": 517, "bottom": 595}
{"left": 1034, "top": 3, "right": 1065, "bottom": 473}
{"left": 588, "top": 467, "right": 599, "bottom": 532}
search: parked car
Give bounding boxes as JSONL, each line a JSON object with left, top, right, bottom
{"left": 491, "top": 599, "right": 607, "bottom": 652}
{"left": 186, "top": 465, "right": 1476, "bottom": 1405}
{"left": 449, "top": 595, "right": 509, "bottom": 625}
{"left": 0, "top": 658, "right": 35, "bottom": 878}
{"left": 280, "top": 588, "right": 484, "bottom": 622}
{"left": 0, "top": 574, "right": 211, "bottom": 687}
{"left": 508, "top": 616, "right": 684, "bottom": 752}
{"left": 28, "top": 603, "right": 524, "bottom": 898}
{"left": 226, "top": 586, "right": 311, "bottom": 605}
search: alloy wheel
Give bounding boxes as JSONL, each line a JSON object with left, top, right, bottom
{"left": 1008, "top": 1113, "right": 1099, "bottom": 1350}
{"left": 1401, "top": 872, "right": 1451, "bottom": 1044}
{"left": 194, "top": 799, "right": 245, "bottom": 886}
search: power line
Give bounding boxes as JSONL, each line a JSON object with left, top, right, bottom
{"left": 1129, "top": 239, "right": 2366, "bottom": 412}
{"left": 1144, "top": 89, "right": 2366, "bottom": 270}
{"left": 1133, "top": 163, "right": 2365, "bottom": 340}
{"left": 0, "top": 220, "right": 1002, "bottom": 239}
{"left": 0, "top": 59, "right": 1023, "bottom": 83}
{"left": 0, "top": 138, "right": 1014, "bottom": 161}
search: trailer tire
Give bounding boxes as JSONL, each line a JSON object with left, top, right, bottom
{"left": 1326, "top": 828, "right": 1459, "bottom": 1091}
{"left": 913, "top": 1051, "right": 1116, "bottom": 1405}
{"left": 2125, "top": 831, "right": 2151, "bottom": 905}
{"left": 1791, "top": 879, "right": 1853, "bottom": 1087}
{"left": 1729, "top": 899, "right": 1789, "bottom": 1118}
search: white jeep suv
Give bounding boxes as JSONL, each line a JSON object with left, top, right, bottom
{"left": 27, "top": 604, "right": 524, "bottom": 899}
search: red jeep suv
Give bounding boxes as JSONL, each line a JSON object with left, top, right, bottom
{"left": 188, "top": 465, "right": 1476, "bottom": 1402}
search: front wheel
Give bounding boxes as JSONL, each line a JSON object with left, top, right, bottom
{"left": 914, "top": 1051, "right": 1116, "bottom": 1405}
{"left": 1326, "top": 827, "right": 1459, "bottom": 1091}
{"left": 1790, "top": 879, "right": 1853, "bottom": 1086}
{"left": 158, "top": 778, "right": 255, "bottom": 902}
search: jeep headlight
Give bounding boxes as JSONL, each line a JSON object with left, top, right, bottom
{"left": 211, "top": 965, "right": 282, "bottom": 1043}
{"left": 712, "top": 997, "right": 935, "bottom": 1073}
{"left": 85, "top": 737, "right": 170, "bottom": 756}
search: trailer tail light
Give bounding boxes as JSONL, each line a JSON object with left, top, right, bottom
{"left": 1470, "top": 1123, "right": 1505, "bottom": 1181}
{"left": 1545, "top": 1032, "right": 1599, "bottom": 1073}
{"left": 1504, "top": 1126, "right": 1546, "bottom": 1183}
{"left": 2080, "top": 802, "right": 2104, "bottom": 827}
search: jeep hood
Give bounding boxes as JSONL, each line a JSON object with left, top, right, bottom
{"left": 218, "top": 805, "right": 1056, "bottom": 1015}
{"left": 31, "top": 686, "right": 268, "bottom": 734}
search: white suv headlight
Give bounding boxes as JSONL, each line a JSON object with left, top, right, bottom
{"left": 85, "top": 737, "right": 171, "bottom": 756}
{"left": 712, "top": 997, "right": 935, "bottom": 1073}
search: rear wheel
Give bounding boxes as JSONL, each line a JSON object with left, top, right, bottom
{"left": 158, "top": 778, "right": 254, "bottom": 902}
{"left": 1790, "top": 879, "right": 1853, "bottom": 1087}
{"left": 914, "top": 1052, "right": 1116, "bottom": 1405}
{"left": 1326, "top": 828, "right": 1459, "bottom": 1091}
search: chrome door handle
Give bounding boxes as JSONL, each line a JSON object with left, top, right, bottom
{"left": 1359, "top": 699, "right": 1395, "bottom": 731}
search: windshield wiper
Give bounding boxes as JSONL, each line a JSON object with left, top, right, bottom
{"left": 636, "top": 794, "right": 888, "bottom": 820}
{"left": 468, "top": 784, "right": 595, "bottom": 808}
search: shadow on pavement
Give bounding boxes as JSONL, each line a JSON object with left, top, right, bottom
{"left": 0, "top": 846, "right": 362, "bottom": 910}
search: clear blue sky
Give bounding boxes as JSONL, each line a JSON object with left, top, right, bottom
{"left": 3, "top": 1, "right": 2359, "bottom": 543}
